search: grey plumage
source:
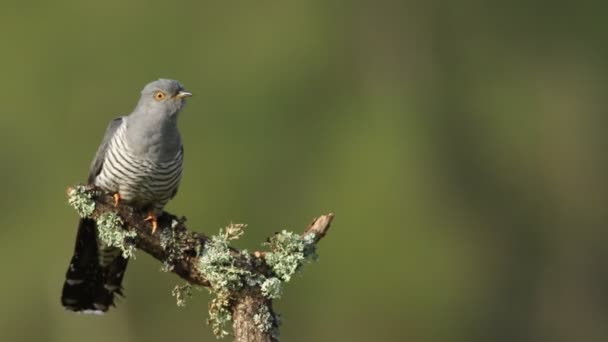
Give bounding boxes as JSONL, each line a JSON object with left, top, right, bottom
{"left": 62, "top": 79, "right": 192, "bottom": 313}
{"left": 95, "top": 115, "right": 184, "bottom": 210}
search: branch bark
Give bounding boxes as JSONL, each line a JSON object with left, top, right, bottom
{"left": 232, "top": 288, "right": 278, "bottom": 342}
{"left": 68, "top": 186, "right": 333, "bottom": 342}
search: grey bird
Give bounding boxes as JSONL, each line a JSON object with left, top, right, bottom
{"left": 61, "top": 79, "right": 192, "bottom": 313}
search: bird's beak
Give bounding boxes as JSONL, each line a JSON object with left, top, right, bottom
{"left": 176, "top": 90, "right": 193, "bottom": 99}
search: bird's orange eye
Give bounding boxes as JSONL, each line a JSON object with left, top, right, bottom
{"left": 154, "top": 91, "right": 166, "bottom": 101}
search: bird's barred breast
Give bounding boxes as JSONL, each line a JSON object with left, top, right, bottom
{"left": 95, "top": 124, "right": 183, "bottom": 209}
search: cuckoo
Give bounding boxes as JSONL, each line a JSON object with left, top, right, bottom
{"left": 61, "top": 79, "right": 192, "bottom": 313}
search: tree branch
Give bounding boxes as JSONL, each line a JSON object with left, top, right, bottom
{"left": 66, "top": 185, "right": 333, "bottom": 342}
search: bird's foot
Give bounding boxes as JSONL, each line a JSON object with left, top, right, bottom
{"left": 144, "top": 212, "right": 158, "bottom": 234}
{"left": 113, "top": 193, "right": 121, "bottom": 207}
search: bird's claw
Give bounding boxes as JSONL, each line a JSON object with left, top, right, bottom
{"left": 113, "top": 193, "right": 121, "bottom": 207}
{"left": 144, "top": 212, "right": 158, "bottom": 234}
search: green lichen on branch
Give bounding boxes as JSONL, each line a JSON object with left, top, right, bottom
{"left": 223, "top": 222, "right": 246, "bottom": 241}
{"left": 261, "top": 277, "right": 282, "bottom": 299}
{"left": 253, "top": 304, "right": 275, "bottom": 333}
{"left": 198, "top": 223, "right": 262, "bottom": 338}
{"left": 160, "top": 218, "right": 196, "bottom": 272}
{"left": 264, "top": 231, "right": 317, "bottom": 282}
{"left": 172, "top": 283, "right": 193, "bottom": 307}
{"left": 67, "top": 185, "right": 136, "bottom": 259}
{"left": 96, "top": 212, "right": 137, "bottom": 258}
{"left": 65, "top": 185, "right": 333, "bottom": 342}
{"left": 208, "top": 292, "right": 232, "bottom": 338}
{"left": 199, "top": 228, "right": 258, "bottom": 292}
{"left": 67, "top": 185, "right": 99, "bottom": 217}
{"left": 197, "top": 227, "right": 322, "bottom": 338}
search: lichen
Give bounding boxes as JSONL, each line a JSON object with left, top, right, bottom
{"left": 65, "top": 186, "right": 321, "bottom": 340}
{"left": 163, "top": 221, "right": 320, "bottom": 338}
{"left": 261, "top": 277, "right": 282, "bottom": 299}
{"left": 159, "top": 219, "right": 193, "bottom": 272}
{"left": 253, "top": 304, "right": 274, "bottom": 333}
{"left": 198, "top": 223, "right": 255, "bottom": 338}
{"left": 67, "top": 185, "right": 98, "bottom": 217}
{"left": 264, "top": 231, "right": 317, "bottom": 282}
{"left": 223, "top": 222, "right": 246, "bottom": 241}
{"left": 199, "top": 235, "right": 250, "bottom": 291}
{"left": 208, "top": 293, "right": 232, "bottom": 339}
{"left": 200, "top": 229, "right": 319, "bottom": 336}
{"left": 96, "top": 212, "right": 137, "bottom": 259}
{"left": 172, "top": 283, "right": 193, "bottom": 307}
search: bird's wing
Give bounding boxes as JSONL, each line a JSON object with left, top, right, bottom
{"left": 87, "top": 117, "right": 124, "bottom": 184}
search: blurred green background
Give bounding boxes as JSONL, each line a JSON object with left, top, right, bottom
{"left": 1, "top": 1, "right": 607, "bottom": 341}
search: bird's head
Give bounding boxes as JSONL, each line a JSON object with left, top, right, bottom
{"left": 135, "top": 79, "right": 192, "bottom": 116}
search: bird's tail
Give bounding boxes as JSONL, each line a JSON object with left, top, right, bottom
{"left": 61, "top": 218, "right": 128, "bottom": 313}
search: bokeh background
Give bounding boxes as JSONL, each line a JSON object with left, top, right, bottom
{"left": 1, "top": 1, "right": 607, "bottom": 341}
